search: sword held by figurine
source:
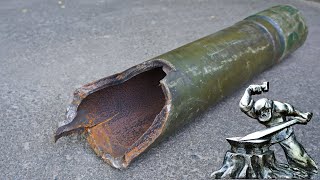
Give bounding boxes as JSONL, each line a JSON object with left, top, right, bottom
{"left": 240, "top": 115, "right": 312, "bottom": 141}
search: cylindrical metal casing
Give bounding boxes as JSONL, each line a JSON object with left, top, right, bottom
{"left": 55, "top": 5, "right": 308, "bottom": 169}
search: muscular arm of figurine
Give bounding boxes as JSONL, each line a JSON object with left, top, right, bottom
{"left": 239, "top": 87, "right": 257, "bottom": 119}
{"left": 275, "top": 101, "right": 299, "bottom": 116}
{"left": 274, "top": 101, "right": 312, "bottom": 123}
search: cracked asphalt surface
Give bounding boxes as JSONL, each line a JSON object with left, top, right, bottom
{"left": 1, "top": 0, "right": 319, "bottom": 179}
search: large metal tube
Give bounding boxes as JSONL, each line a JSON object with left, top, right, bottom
{"left": 55, "top": 5, "right": 308, "bottom": 169}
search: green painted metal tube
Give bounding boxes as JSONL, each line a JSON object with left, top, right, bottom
{"left": 55, "top": 5, "right": 308, "bottom": 169}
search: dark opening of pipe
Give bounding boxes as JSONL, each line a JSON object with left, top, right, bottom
{"left": 71, "top": 67, "right": 167, "bottom": 157}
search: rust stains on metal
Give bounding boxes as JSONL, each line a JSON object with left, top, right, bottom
{"left": 55, "top": 61, "right": 172, "bottom": 168}
{"left": 55, "top": 5, "right": 308, "bottom": 169}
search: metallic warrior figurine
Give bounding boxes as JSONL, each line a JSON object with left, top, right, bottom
{"left": 239, "top": 82, "right": 318, "bottom": 173}
{"left": 211, "top": 82, "right": 318, "bottom": 179}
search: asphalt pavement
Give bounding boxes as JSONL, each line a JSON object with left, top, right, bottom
{"left": 1, "top": 0, "right": 320, "bottom": 179}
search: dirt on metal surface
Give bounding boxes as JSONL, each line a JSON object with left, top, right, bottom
{"left": 55, "top": 4, "right": 309, "bottom": 170}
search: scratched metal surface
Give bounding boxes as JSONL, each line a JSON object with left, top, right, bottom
{"left": 0, "top": 0, "right": 319, "bottom": 179}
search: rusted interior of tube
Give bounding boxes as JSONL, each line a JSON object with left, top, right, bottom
{"left": 76, "top": 67, "right": 167, "bottom": 157}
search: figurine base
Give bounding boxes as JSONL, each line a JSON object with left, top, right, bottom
{"left": 211, "top": 137, "right": 313, "bottom": 179}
